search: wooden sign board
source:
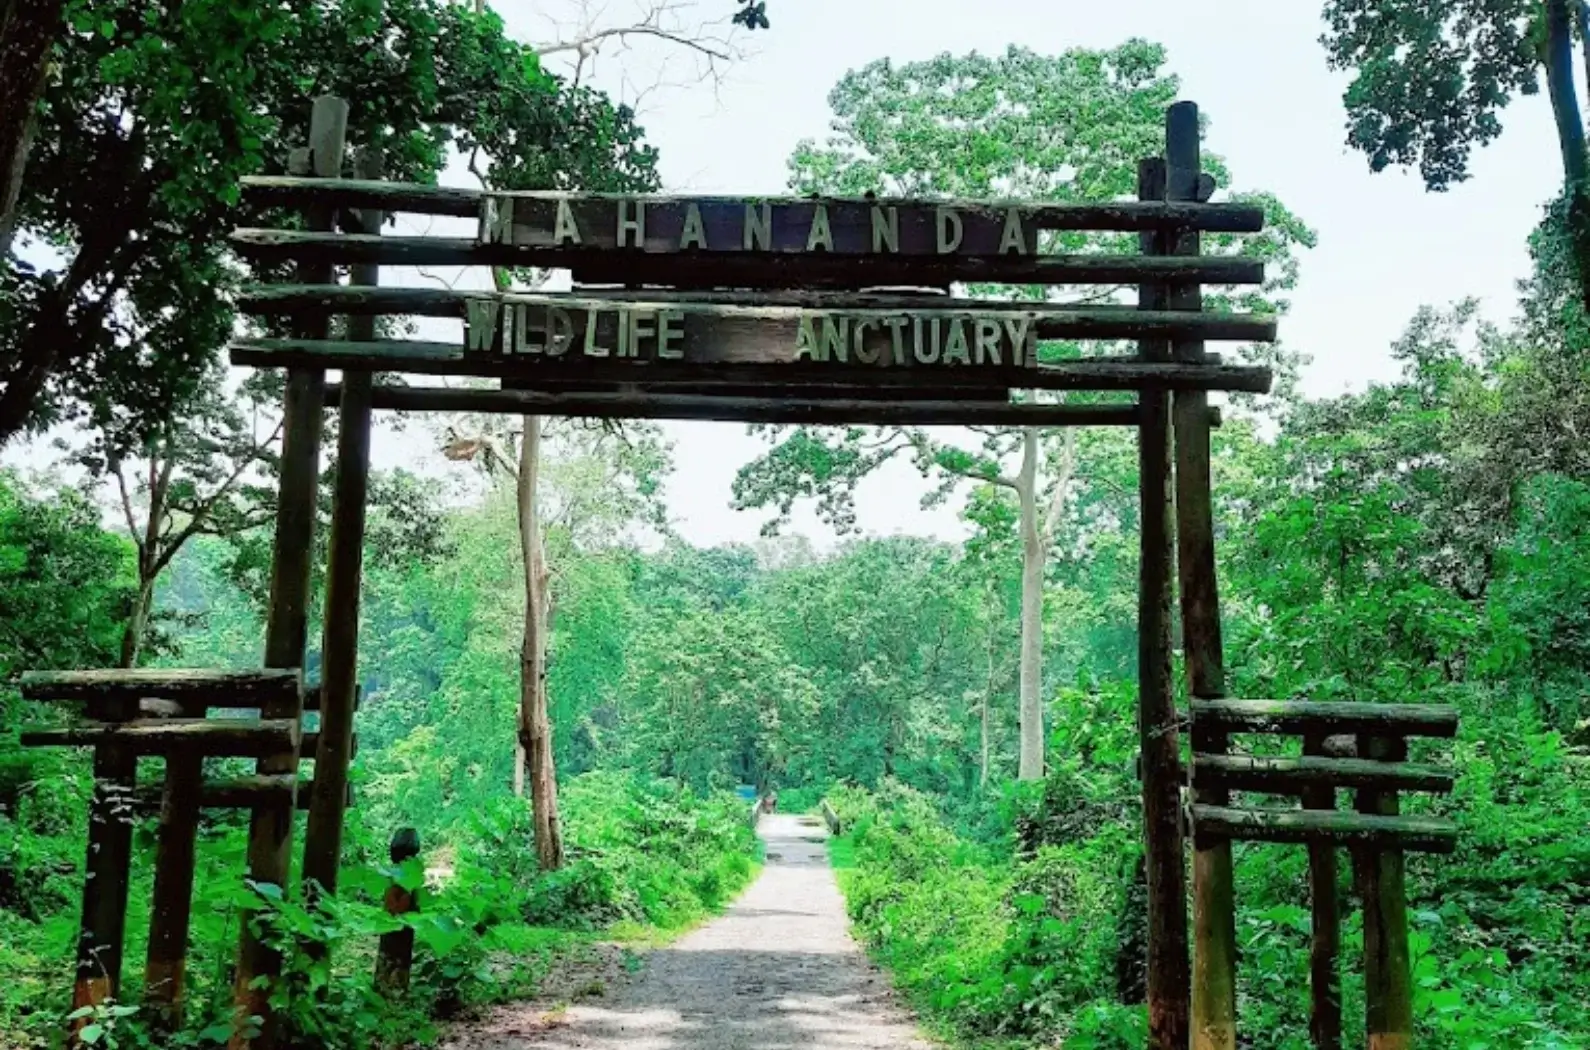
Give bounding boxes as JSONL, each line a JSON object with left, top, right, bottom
{"left": 463, "top": 293, "right": 1039, "bottom": 373}
{"left": 481, "top": 195, "right": 1051, "bottom": 258}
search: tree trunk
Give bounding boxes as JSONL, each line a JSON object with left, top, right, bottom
{"left": 1545, "top": 0, "right": 1590, "bottom": 314}
{"left": 0, "top": 0, "right": 64, "bottom": 258}
{"left": 1016, "top": 428, "right": 1045, "bottom": 782}
{"left": 119, "top": 460, "right": 169, "bottom": 670}
{"left": 120, "top": 579, "right": 154, "bottom": 669}
{"left": 513, "top": 740, "right": 526, "bottom": 798}
{"left": 980, "top": 593, "right": 997, "bottom": 790}
{"left": 517, "top": 414, "right": 564, "bottom": 871}
{"left": 980, "top": 676, "right": 993, "bottom": 790}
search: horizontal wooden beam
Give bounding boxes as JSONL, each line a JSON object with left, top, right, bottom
{"left": 20, "top": 668, "right": 301, "bottom": 705}
{"left": 130, "top": 775, "right": 350, "bottom": 813}
{"left": 231, "top": 338, "right": 1270, "bottom": 394}
{"left": 240, "top": 176, "right": 1268, "bottom": 232}
{"left": 237, "top": 285, "right": 1279, "bottom": 344}
{"left": 1190, "top": 804, "right": 1457, "bottom": 854}
{"left": 244, "top": 176, "right": 483, "bottom": 217}
{"left": 494, "top": 353, "right": 1217, "bottom": 402}
{"left": 1192, "top": 754, "right": 1455, "bottom": 795}
{"left": 1191, "top": 700, "right": 1460, "bottom": 739}
{"left": 20, "top": 718, "right": 300, "bottom": 757}
{"left": 230, "top": 229, "right": 1268, "bottom": 288}
{"left": 497, "top": 378, "right": 1015, "bottom": 401}
{"left": 325, "top": 384, "right": 1162, "bottom": 426}
{"left": 235, "top": 336, "right": 1016, "bottom": 391}
{"left": 299, "top": 731, "right": 357, "bottom": 760}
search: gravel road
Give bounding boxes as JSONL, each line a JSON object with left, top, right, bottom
{"left": 444, "top": 812, "right": 932, "bottom": 1050}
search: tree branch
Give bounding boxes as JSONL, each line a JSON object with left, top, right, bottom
{"left": 535, "top": 23, "right": 732, "bottom": 63}
{"left": 150, "top": 418, "right": 283, "bottom": 579}
{"left": 908, "top": 431, "right": 1019, "bottom": 490}
{"left": 1040, "top": 429, "right": 1078, "bottom": 545}
{"left": 113, "top": 461, "right": 143, "bottom": 559}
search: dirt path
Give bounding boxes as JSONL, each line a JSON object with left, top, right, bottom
{"left": 444, "top": 813, "right": 931, "bottom": 1050}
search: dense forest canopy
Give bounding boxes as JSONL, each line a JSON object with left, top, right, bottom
{"left": 2, "top": 3, "right": 1590, "bottom": 1050}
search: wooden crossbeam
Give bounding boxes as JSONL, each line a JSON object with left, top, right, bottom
{"left": 237, "top": 285, "right": 1279, "bottom": 344}
{"left": 230, "top": 229, "right": 1268, "bottom": 288}
{"left": 233, "top": 338, "right": 1270, "bottom": 394}
{"left": 20, "top": 668, "right": 300, "bottom": 705}
{"left": 1190, "top": 804, "right": 1458, "bottom": 854}
{"left": 1191, "top": 700, "right": 1460, "bottom": 739}
{"left": 1191, "top": 754, "right": 1455, "bottom": 795}
{"left": 20, "top": 718, "right": 300, "bottom": 757}
{"left": 131, "top": 776, "right": 350, "bottom": 812}
{"left": 322, "top": 383, "right": 1183, "bottom": 426}
{"left": 299, "top": 731, "right": 357, "bottom": 760}
{"left": 496, "top": 378, "right": 1016, "bottom": 402}
{"left": 240, "top": 176, "right": 1269, "bottom": 233}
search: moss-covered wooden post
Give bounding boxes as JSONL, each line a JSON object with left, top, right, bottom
{"left": 1356, "top": 735, "right": 1413, "bottom": 1050}
{"left": 68, "top": 696, "right": 136, "bottom": 1044}
{"left": 1304, "top": 731, "right": 1342, "bottom": 1050}
{"left": 302, "top": 148, "right": 381, "bottom": 904}
{"left": 230, "top": 94, "right": 346, "bottom": 1050}
{"left": 142, "top": 744, "right": 203, "bottom": 1034}
{"left": 1167, "top": 101, "right": 1237, "bottom": 1050}
{"left": 1136, "top": 153, "right": 1191, "bottom": 1050}
{"left": 375, "top": 828, "right": 421, "bottom": 995}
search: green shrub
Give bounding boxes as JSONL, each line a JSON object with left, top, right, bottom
{"left": 0, "top": 772, "right": 758, "bottom": 1049}
{"left": 829, "top": 781, "right": 1143, "bottom": 1045}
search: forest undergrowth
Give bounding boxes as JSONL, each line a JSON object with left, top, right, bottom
{"left": 826, "top": 683, "right": 1590, "bottom": 1050}
{"left": 0, "top": 771, "right": 757, "bottom": 1049}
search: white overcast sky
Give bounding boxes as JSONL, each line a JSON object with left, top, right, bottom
{"left": 7, "top": 1, "right": 1568, "bottom": 549}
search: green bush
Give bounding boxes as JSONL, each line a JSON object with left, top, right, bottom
{"left": 829, "top": 781, "right": 1144, "bottom": 1045}
{"left": 830, "top": 698, "right": 1590, "bottom": 1050}
{"left": 0, "top": 772, "right": 758, "bottom": 1049}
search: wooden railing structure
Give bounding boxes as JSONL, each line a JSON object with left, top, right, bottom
{"left": 18, "top": 670, "right": 309, "bottom": 1035}
{"left": 1187, "top": 700, "right": 1458, "bottom": 1050}
{"left": 9, "top": 92, "right": 1459, "bottom": 1050}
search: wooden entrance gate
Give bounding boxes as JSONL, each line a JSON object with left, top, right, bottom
{"left": 15, "top": 95, "right": 1460, "bottom": 1049}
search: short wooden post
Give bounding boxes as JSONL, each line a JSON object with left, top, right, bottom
{"left": 1167, "top": 101, "right": 1237, "bottom": 1050}
{"left": 142, "top": 750, "right": 203, "bottom": 1034}
{"left": 375, "top": 828, "right": 420, "bottom": 995}
{"left": 1136, "top": 153, "right": 1191, "bottom": 1050}
{"left": 302, "top": 148, "right": 381, "bottom": 903}
{"left": 821, "top": 799, "right": 842, "bottom": 836}
{"left": 1303, "top": 731, "right": 1342, "bottom": 1050}
{"left": 1356, "top": 735, "right": 1413, "bottom": 1050}
{"left": 69, "top": 696, "right": 136, "bottom": 1042}
{"left": 231, "top": 94, "right": 346, "bottom": 1050}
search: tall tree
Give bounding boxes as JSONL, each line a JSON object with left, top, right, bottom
{"left": 735, "top": 43, "right": 1311, "bottom": 780}
{"left": 442, "top": 415, "right": 670, "bottom": 865}
{"left": 61, "top": 371, "right": 281, "bottom": 668}
{"left": 1321, "top": 0, "right": 1590, "bottom": 312}
{"left": 0, "top": 469, "right": 133, "bottom": 679}
{"left": 0, "top": 0, "right": 656, "bottom": 446}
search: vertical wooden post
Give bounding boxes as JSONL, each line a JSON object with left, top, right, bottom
{"left": 142, "top": 746, "right": 203, "bottom": 1034}
{"left": 301, "top": 148, "right": 381, "bottom": 901}
{"left": 1304, "top": 732, "right": 1342, "bottom": 1050}
{"left": 68, "top": 697, "right": 136, "bottom": 1041}
{"left": 1167, "top": 101, "right": 1238, "bottom": 1050}
{"left": 1356, "top": 735, "right": 1413, "bottom": 1050}
{"left": 375, "top": 828, "right": 420, "bottom": 996}
{"left": 1136, "top": 154, "right": 1191, "bottom": 1050}
{"left": 230, "top": 94, "right": 347, "bottom": 1050}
